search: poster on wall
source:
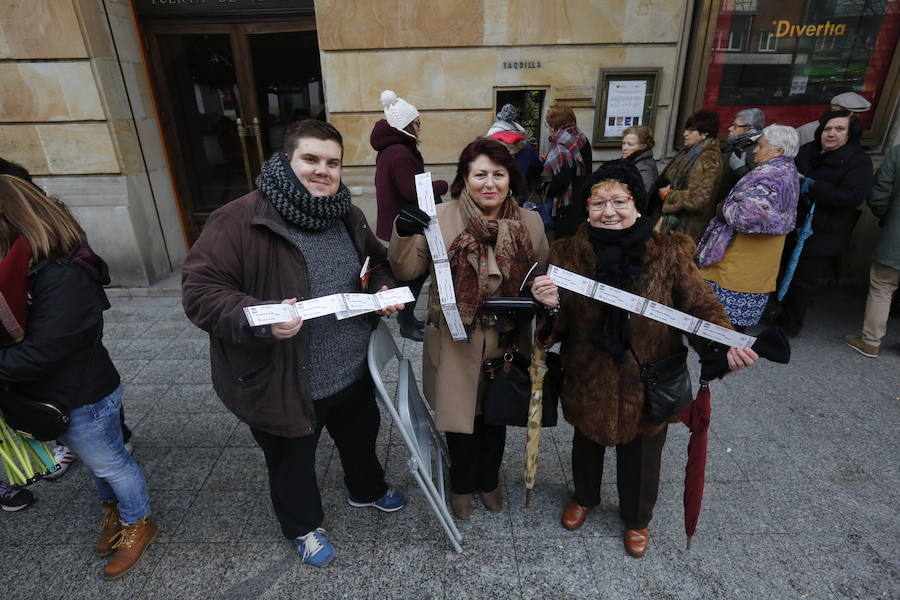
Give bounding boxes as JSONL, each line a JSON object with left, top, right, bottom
{"left": 604, "top": 81, "right": 648, "bottom": 137}
{"left": 592, "top": 68, "right": 660, "bottom": 147}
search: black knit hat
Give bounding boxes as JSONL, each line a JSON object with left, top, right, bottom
{"left": 584, "top": 159, "right": 647, "bottom": 213}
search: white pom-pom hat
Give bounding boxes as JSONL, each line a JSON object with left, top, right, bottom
{"left": 380, "top": 90, "right": 419, "bottom": 131}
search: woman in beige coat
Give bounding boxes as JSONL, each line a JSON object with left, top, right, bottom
{"left": 389, "top": 138, "right": 549, "bottom": 519}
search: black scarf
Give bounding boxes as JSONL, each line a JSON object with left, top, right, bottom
{"left": 586, "top": 217, "right": 653, "bottom": 363}
{"left": 256, "top": 153, "right": 352, "bottom": 231}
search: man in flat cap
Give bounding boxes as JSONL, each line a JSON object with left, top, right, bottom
{"left": 797, "top": 91, "right": 872, "bottom": 146}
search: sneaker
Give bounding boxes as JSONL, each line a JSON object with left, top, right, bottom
{"left": 103, "top": 514, "right": 159, "bottom": 580}
{"left": 844, "top": 334, "right": 879, "bottom": 358}
{"left": 294, "top": 528, "right": 335, "bottom": 567}
{"left": 347, "top": 488, "right": 407, "bottom": 512}
{"left": 45, "top": 445, "right": 76, "bottom": 480}
{"left": 0, "top": 483, "right": 35, "bottom": 511}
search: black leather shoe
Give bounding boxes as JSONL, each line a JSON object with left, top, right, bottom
{"left": 400, "top": 323, "right": 424, "bottom": 342}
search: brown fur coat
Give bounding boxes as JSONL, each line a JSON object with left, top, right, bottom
{"left": 541, "top": 226, "right": 730, "bottom": 446}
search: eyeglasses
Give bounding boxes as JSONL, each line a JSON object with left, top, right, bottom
{"left": 588, "top": 196, "right": 633, "bottom": 210}
{"left": 730, "top": 122, "right": 749, "bottom": 129}
{"left": 413, "top": 119, "right": 422, "bottom": 127}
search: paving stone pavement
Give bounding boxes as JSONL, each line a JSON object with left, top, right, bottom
{"left": 2, "top": 285, "right": 898, "bottom": 599}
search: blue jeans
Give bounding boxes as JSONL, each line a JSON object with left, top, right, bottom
{"left": 58, "top": 385, "right": 151, "bottom": 523}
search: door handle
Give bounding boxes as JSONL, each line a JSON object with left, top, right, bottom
{"left": 235, "top": 117, "right": 254, "bottom": 192}
{"left": 251, "top": 117, "right": 265, "bottom": 165}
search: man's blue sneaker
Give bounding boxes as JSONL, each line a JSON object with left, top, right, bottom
{"left": 347, "top": 488, "right": 407, "bottom": 512}
{"left": 294, "top": 528, "right": 335, "bottom": 567}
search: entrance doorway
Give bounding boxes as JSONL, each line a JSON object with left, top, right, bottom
{"left": 142, "top": 20, "right": 324, "bottom": 240}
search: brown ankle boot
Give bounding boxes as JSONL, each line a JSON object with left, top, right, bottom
{"left": 449, "top": 493, "right": 473, "bottom": 520}
{"left": 478, "top": 488, "right": 503, "bottom": 512}
{"left": 103, "top": 515, "right": 159, "bottom": 580}
{"left": 96, "top": 501, "right": 121, "bottom": 557}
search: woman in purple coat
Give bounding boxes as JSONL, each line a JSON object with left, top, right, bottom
{"left": 696, "top": 124, "right": 801, "bottom": 329}
{"left": 372, "top": 90, "right": 448, "bottom": 340}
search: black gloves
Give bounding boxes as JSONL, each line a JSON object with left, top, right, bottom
{"left": 395, "top": 206, "right": 431, "bottom": 237}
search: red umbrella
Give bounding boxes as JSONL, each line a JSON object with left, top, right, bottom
{"left": 677, "top": 381, "right": 711, "bottom": 549}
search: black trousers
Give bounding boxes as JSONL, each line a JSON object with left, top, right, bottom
{"left": 250, "top": 377, "right": 387, "bottom": 539}
{"left": 776, "top": 255, "right": 830, "bottom": 336}
{"left": 571, "top": 426, "right": 668, "bottom": 530}
{"left": 445, "top": 414, "right": 506, "bottom": 494}
{"left": 397, "top": 272, "right": 428, "bottom": 329}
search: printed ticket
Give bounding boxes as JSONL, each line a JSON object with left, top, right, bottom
{"left": 423, "top": 221, "right": 448, "bottom": 262}
{"left": 243, "top": 287, "right": 415, "bottom": 326}
{"left": 547, "top": 265, "right": 755, "bottom": 349}
{"left": 414, "top": 172, "right": 438, "bottom": 217}
{"left": 433, "top": 262, "right": 457, "bottom": 304}
{"left": 417, "top": 172, "right": 467, "bottom": 341}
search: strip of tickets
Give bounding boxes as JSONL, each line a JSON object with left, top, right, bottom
{"left": 415, "top": 172, "right": 468, "bottom": 341}
{"left": 242, "top": 286, "right": 415, "bottom": 327}
{"left": 546, "top": 265, "right": 755, "bottom": 349}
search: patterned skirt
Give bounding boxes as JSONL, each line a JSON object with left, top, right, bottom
{"left": 705, "top": 280, "right": 769, "bottom": 327}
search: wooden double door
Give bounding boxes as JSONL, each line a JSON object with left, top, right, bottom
{"left": 143, "top": 20, "right": 324, "bottom": 240}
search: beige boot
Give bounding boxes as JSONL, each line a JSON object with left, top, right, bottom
{"left": 96, "top": 501, "right": 121, "bottom": 557}
{"left": 103, "top": 515, "right": 159, "bottom": 580}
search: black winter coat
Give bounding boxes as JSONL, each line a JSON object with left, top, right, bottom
{"left": 0, "top": 249, "right": 120, "bottom": 411}
{"left": 794, "top": 141, "right": 873, "bottom": 257}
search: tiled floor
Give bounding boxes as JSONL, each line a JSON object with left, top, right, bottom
{"left": 1, "top": 286, "right": 898, "bottom": 599}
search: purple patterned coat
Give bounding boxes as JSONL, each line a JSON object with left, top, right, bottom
{"left": 696, "top": 155, "right": 800, "bottom": 268}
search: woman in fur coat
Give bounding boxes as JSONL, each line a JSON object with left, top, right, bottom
{"left": 531, "top": 161, "right": 757, "bottom": 558}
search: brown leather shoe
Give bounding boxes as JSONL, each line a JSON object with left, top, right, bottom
{"left": 478, "top": 488, "right": 503, "bottom": 512}
{"left": 450, "top": 493, "right": 473, "bottom": 520}
{"left": 560, "top": 501, "right": 591, "bottom": 531}
{"left": 103, "top": 515, "right": 159, "bottom": 580}
{"left": 96, "top": 501, "right": 121, "bottom": 557}
{"left": 624, "top": 528, "right": 650, "bottom": 557}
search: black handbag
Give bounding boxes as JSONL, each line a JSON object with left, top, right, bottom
{"left": 482, "top": 297, "right": 538, "bottom": 322}
{"left": 630, "top": 345, "right": 693, "bottom": 426}
{"left": 0, "top": 388, "right": 70, "bottom": 441}
{"left": 481, "top": 350, "right": 560, "bottom": 428}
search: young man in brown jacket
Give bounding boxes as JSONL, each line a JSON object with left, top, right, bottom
{"left": 182, "top": 120, "right": 407, "bottom": 567}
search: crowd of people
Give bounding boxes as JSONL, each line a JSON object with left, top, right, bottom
{"left": 0, "top": 87, "right": 896, "bottom": 578}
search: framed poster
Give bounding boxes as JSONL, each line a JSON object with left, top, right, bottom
{"left": 592, "top": 68, "right": 660, "bottom": 147}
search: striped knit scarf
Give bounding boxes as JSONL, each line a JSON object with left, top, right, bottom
{"left": 542, "top": 126, "right": 588, "bottom": 208}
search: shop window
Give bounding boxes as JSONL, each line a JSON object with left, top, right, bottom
{"left": 700, "top": 0, "right": 900, "bottom": 134}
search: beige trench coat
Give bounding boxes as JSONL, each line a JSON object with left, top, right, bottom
{"left": 388, "top": 200, "right": 549, "bottom": 434}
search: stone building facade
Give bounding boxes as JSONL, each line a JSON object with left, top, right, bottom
{"left": 1, "top": 0, "right": 898, "bottom": 285}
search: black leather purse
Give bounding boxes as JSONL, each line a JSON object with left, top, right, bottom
{"left": 0, "top": 388, "right": 70, "bottom": 441}
{"left": 481, "top": 297, "right": 538, "bottom": 322}
{"left": 630, "top": 345, "right": 693, "bottom": 425}
{"left": 481, "top": 349, "right": 560, "bottom": 428}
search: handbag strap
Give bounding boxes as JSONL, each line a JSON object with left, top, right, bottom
{"left": 627, "top": 345, "right": 643, "bottom": 367}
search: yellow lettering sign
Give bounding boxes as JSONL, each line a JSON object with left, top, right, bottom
{"left": 773, "top": 19, "right": 847, "bottom": 38}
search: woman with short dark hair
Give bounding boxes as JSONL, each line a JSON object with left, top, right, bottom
{"left": 775, "top": 109, "right": 873, "bottom": 337}
{"left": 389, "top": 138, "right": 549, "bottom": 519}
{"left": 657, "top": 109, "right": 723, "bottom": 242}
